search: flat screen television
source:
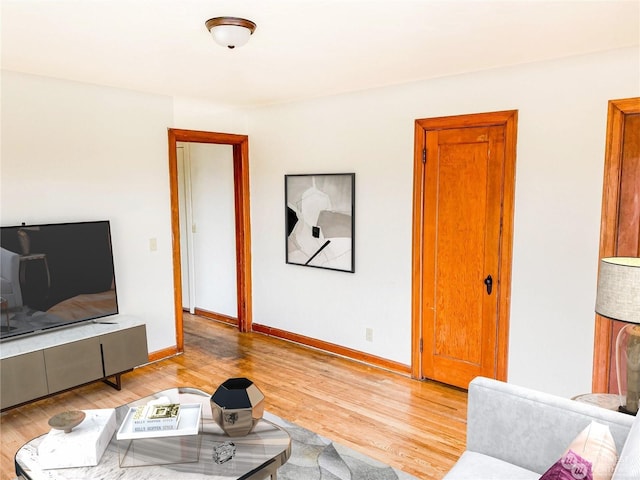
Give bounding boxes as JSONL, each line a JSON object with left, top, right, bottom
{"left": 0, "top": 220, "right": 118, "bottom": 341}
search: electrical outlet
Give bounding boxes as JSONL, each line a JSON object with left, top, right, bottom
{"left": 365, "top": 328, "right": 373, "bottom": 342}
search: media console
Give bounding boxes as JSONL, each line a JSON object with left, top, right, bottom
{"left": 0, "top": 315, "right": 148, "bottom": 411}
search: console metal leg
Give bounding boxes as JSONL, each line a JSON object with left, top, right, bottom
{"left": 102, "top": 373, "right": 122, "bottom": 390}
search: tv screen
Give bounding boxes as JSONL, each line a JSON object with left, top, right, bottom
{"left": 0, "top": 221, "right": 118, "bottom": 341}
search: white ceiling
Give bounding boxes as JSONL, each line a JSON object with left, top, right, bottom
{"left": 2, "top": 0, "right": 639, "bottom": 109}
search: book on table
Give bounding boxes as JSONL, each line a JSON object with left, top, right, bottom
{"left": 116, "top": 403, "right": 202, "bottom": 440}
{"left": 131, "top": 403, "right": 181, "bottom": 431}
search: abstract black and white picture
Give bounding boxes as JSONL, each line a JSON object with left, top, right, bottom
{"left": 285, "top": 173, "right": 355, "bottom": 273}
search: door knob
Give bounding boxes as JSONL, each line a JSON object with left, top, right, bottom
{"left": 484, "top": 275, "right": 493, "bottom": 295}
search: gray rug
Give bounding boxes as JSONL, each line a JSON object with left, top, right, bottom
{"left": 264, "top": 412, "right": 420, "bottom": 480}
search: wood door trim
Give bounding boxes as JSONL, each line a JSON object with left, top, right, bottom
{"left": 592, "top": 97, "right": 640, "bottom": 392}
{"left": 168, "top": 128, "right": 253, "bottom": 353}
{"left": 411, "top": 110, "right": 518, "bottom": 381}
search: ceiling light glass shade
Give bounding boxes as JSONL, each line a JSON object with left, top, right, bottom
{"left": 595, "top": 257, "right": 640, "bottom": 415}
{"left": 205, "top": 17, "right": 256, "bottom": 49}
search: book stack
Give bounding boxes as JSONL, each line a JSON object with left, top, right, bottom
{"left": 116, "top": 402, "right": 201, "bottom": 441}
{"left": 131, "top": 403, "right": 181, "bottom": 432}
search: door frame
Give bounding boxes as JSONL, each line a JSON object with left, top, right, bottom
{"left": 411, "top": 110, "right": 518, "bottom": 381}
{"left": 592, "top": 97, "right": 640, "bottom": 392}
{"left": 168, "top": 129, "right": 253, "bottom": 352}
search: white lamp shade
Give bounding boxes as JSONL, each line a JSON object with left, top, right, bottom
{"left": 595, "top": 257, "right": 640, "bottom": 324}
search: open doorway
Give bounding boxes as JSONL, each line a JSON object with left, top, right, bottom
{"left": 177, "top": 142, "right": 237, "bottom": 321}
{"left": 168, "top": 129, "right": 253, "bottom": 353}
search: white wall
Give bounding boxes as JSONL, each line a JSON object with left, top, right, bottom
{"left": 2, "top": 47, "right": 638, "bottom": 398}
{"left": 247, "top": 47, "right": 639, "bottom": 397}
{"left": 189, "top": 143, "right": 237, "bottom": 317}
{"left": 172, "top": 97, "right": 248, "bottom": 135}
{"left": 0, "top": 71, "right": 177, "bottom": 354}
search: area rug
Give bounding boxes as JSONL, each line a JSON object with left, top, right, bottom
{"left": 264, "top": 412, "right": 420, "bottom": 480}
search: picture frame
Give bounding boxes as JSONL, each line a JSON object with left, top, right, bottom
{"left": 285, "top": 173, "right": 355, "bottom": 273}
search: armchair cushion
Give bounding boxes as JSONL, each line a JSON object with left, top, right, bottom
{"left": 445, "top": 451, "right": 539, "bottom": 480}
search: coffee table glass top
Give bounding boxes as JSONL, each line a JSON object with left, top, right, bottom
{"left": 15, "top": 387, "right": 291, "bottom": 479}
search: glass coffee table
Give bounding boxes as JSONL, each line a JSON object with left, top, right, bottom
{"left": 14, "top": 387, "right": 291, "bottom": 479}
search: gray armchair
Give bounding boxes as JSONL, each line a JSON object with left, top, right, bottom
{"left": 444, "top": 376, "right": 639, "bottom": 479}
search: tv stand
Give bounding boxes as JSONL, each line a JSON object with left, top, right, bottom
{"left": 0, "top": 315, "right": 148, "bottom": 411}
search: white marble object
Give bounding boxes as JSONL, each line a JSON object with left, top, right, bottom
{"left": 38, "top": 408, "right": 116, "bottom": 469}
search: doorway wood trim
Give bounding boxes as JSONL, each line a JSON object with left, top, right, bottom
{"left": 592, "top": 97, "right": 640, "bottom": 392}
{"left": 168, "top": 128, "right": 253, "bottom": 353}
{"left": 411, "top": 110, "right": 518, "bottom": 381}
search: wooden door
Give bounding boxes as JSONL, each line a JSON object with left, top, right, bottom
{"left": 412, "top": 111, "right": 518, "bottom": 389}
{"left": 593, "top": 98, "right": 640, "bottom": 392}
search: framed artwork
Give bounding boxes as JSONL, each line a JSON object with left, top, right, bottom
{"left": 285, "top": 173, "right": 355, "bottom": 273}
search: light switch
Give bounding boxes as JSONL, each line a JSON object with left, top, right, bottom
{"left": 149, "top": 238, "right": 157, "bottom": 251}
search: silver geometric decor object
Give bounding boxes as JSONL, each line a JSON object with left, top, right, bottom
{"left": 210, "top": 377, "right": 265, "bottom": 437}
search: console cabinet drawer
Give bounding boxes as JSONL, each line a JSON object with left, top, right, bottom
{"left": 0, "top": 351, "right": 48, "bottom": 409}
{"left": 44, "top": 337, "right": 104, "bottom": 393}
{"left": 101, "top": 325, "right": 148, "bottom": 376}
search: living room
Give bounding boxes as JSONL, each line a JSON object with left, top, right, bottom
{"left": 1, "top": 1, "right": 639, "bottom": 479}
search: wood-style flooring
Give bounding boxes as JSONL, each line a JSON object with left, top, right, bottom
{"left": 0, "top": 314, "right": 468, "bottom": 479}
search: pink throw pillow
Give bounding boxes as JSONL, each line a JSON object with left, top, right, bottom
{"left": 539, "top": 450, "right": 592, "bottom": 480}
{"left": 540, "top": 421, "right": 618, "bottom": 480}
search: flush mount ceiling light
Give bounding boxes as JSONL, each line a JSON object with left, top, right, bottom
{"left": 205, "top": 17, "right": 256, "bottom": 49}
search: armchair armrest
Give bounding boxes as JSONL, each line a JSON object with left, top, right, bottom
{"left": 467, "top": 377, "right": 633, "bottom": 475}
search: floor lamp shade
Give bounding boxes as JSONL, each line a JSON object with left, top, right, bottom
{"left": 595, "top": 257, "right": 640, "bottom": 414}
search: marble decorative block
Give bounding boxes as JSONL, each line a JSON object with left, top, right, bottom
{"left": 38, "top": 408, "right": 116, "bottom": 469}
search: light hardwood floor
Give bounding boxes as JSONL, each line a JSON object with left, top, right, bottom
{"left": 0, "top": 314, "right": 467, "bottom": 479}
